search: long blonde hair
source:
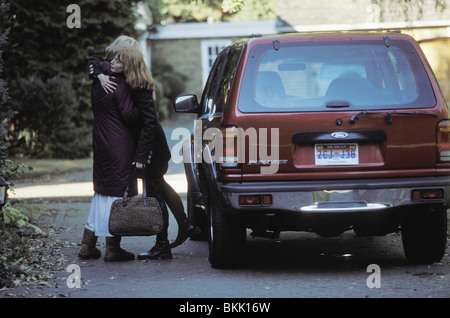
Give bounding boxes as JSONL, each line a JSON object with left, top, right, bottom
{"left": 115, "top": 48, "right": 154, "bottom": 91}
{"left": 105, "top": 35, "right": 141, "bottom": 60}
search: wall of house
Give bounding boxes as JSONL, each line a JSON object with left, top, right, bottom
{"left": 149, "top": 36, "right": 242, "bottom": 99}
{"left": 419, "top": 37, "right": 450, "bottom": 103}
{"left": 277, "top": 0, "right": 450, "bottom": 29}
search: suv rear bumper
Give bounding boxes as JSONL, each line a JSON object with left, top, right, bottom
{"left": 219, "top": 176, "right": 450, "bottom": 213}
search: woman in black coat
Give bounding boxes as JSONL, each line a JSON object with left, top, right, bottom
{"left": 111, "top": 47, "right": 189, "bottom": 259}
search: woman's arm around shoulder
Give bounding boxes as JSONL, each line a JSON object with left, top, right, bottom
{"left": 88, "top": 55, "right": 117, "bottom": 93}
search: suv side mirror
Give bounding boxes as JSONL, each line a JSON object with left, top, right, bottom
{"left": 173, "top": 94, "right": 201, "bottom": 114}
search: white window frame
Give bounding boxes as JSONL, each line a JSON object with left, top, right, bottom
{"left": 201, "top": 39, "right": 232, "bottom": 88}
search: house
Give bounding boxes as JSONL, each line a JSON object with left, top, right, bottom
{"left": 143, "top": 0, "right": 450, "bottom": 101}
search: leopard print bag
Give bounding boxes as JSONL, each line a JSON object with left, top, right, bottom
{"left": 109, "top": 170, "right": 163, "bottom": 236}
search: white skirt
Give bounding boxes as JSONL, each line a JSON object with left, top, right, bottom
{"left": 85, "top": 193, "right": 120, "bottom": 237}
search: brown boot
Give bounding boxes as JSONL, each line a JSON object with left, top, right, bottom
{"left": 78, "top": 228, "right": 101, "bottom": 259}
{"left": 104, "top": 236, "right": 134, "bottom": 262}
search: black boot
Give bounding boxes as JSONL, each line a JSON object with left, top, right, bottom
{"left": 137, "top": 240, "right": 172, "bottom": 260}
{"left": 170, "top": 218, "right": 201, "bottom": 249}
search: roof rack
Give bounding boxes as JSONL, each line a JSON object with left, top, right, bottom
{"left": 246, "top": 33, "right": 262, "bottom": 38}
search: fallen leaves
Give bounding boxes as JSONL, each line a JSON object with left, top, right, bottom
{"left": 1, "top": 223, "right": 72, "bottom": 294}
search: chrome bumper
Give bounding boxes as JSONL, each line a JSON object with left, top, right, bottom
{"left": 220, "top": 177, "right": 450, "bottom": 213}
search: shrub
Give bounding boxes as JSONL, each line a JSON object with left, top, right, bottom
{"left": 0, "top": 204, "right": 44, "bottom": 288}
{"left": 152, "top": 56, "right": 187, "bottom": 120}
{"left": 153, "top": 79, "right": 171, "bottom": 120}
{"left": 8, "top": 76, "right": 91, "bottom": 158}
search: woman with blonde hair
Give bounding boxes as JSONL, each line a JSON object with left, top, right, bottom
{"left": 112, "top": 47, "right": 200, "bottom": 259}
{"left": 105, "top": 35, "right": 141, "bottom": 60}
{"left": 88, "top": 35, "right": 142, "bottom": 94}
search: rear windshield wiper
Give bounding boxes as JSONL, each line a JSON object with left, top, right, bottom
{"left": 349, "top": 110, "right": 438, "bottom": 124}
{"left": 326, "top": 101, "right": 350, "bottom": 108}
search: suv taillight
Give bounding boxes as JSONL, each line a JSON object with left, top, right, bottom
{"left": 437, "top": 120, "right": 450, "bottom": 163}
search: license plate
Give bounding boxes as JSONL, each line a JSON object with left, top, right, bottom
{"left": 315, "top": 143, "right": 359, "bottom": 165}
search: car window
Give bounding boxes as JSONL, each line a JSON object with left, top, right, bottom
{"left": 201, "top": 47, "right": 243, "bottom": 116}
{"left": 238, "top": 40, "right": 436, "bottom": 112}
{"left": 215, "top": 46, "right": 243, "bottom": 114}
{"left": 201, "top": 53, "right": 227, "bottom": 115}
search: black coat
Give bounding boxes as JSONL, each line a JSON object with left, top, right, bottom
{"left": 132, "top": 88, "right": 171, "bottom": 173}
{"left": 91, "top": 62, "right": 141, "bottom": 197}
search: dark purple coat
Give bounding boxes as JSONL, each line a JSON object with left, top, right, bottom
{"left": 91, "top": 62, "right": 140, "bottom": 197}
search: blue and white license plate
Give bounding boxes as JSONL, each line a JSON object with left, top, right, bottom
{"left": 315, "top": 143, "right": 359, "bottom": 165}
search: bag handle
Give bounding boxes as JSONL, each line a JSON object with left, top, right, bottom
{"left": 122, "top": 168, "right": 147, "bottom": 206}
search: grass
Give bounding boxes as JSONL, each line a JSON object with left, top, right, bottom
{"left": 10, "top": 156, "right": 93, "bottom": 182}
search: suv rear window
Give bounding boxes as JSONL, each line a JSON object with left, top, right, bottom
{"left": 238, "top": 40, "right": 436, "bottom": 112}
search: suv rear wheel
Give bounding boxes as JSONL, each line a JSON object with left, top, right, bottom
{"left": 401, "top": 205, "right": 448, "bottom": 264}
{"left": 208, "top": 190, "right": 246, "bottom": 269}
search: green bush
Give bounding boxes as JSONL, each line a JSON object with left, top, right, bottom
{"left": 152, "top": 56, "right": 187, "bottom": 120}
{"left": 0, "top": 223, "right": 28, "bottom": 288}
{"left": 8, "top": 76, "right": 91, "bottom": 158}
{"left": 153, "top": 79, "right": 171, "bottom": 121}
{"left": 0, "top": 204, "right": 43, "bottom": 288}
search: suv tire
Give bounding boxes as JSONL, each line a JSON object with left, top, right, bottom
{"left": 401, "top": 205, "right": 448, "bottom": 264}
{"left": 208, "top": 190, "right": 246, "bottom": 269}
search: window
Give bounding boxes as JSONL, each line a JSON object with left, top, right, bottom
{"left": 215, "top": 47, "right": 243, "bottom": 114}
{"left": 238, "top": 41, "right": 436, "bottom": 113}
{"left": 200, "top": 47, "right": 243, "bottom": 117}
{"left": 201, "top": 40, "right": 232, "bottom": 88}
{"left": 201, "top": 53, "right": 227, "bottom": 115}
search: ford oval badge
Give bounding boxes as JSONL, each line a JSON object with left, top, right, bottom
{"left": 331, "top": 132, "right": 348, "bottom": 139}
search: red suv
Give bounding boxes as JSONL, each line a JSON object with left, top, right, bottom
{"left": 174, "top": 32, "right": 449, "bottom": 268}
